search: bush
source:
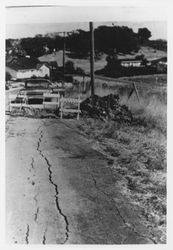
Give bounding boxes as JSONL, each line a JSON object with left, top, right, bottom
{"left": 65, "top": 60, "right": 75, "bottom": 74}
{"left": 44, "top": 74, "right": 49, "bottom": 79}
{"left": 65, "top": 75, "right": 73, "bottom": 82}
{"left": 6, "top": 72, "right": 12, "bottom": 81}
{"left": 75, "top": 67, "right": 85, "bottom": 75}
{"left": 31, "top": 75, "right": 37, "bottom": 79}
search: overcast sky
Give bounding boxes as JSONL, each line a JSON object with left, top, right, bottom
{"left": 6, "top": 6, "right": 167, "bottom": 39}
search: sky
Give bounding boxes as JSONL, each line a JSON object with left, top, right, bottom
{"left": 6, "top": 21, "right": 167, "bottom": 40}
{"left": 6, "top": 6, "right": 167, "bottom": 39}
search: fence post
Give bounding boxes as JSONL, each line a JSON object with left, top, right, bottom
{"left": 133, "top": 82, "right": 140, "bottom": 103}
{"left": 127, "top": 82, "right": 140, "bottom": 104}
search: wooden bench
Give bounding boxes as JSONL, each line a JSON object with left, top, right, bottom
{"left": 43, "top": 93, "right": 60, "bottom": 109}
{"left": 60, "top": 97, "right": 81, "bottom": 120}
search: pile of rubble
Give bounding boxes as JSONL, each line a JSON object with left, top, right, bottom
{"left": 80, "top": 94, "right": 133, "bottom": 123}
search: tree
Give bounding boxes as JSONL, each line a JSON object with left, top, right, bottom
{"left": 76, "top": 67, "right": 85, "bottom": 75}
{"left": 66, "top": 26, "right": 140, "bottom": 57}
{"left": 94, "top": 25, "right": 139, "bottom": 54}
{"left": 6, "top": 72, "right": 12, "bottom": 81}
{"left": 18, "top": 25, "right": 152, "bottom": 60}
{"left": 6, "top": 39, "right": 12, "bottom": 49}
{"left": 148, "top": 39, "right": 167, "bottom": 52}
{"left": 66, "top": 30, "right": 90, "bottom": 57}
{"left": 105, "top": 54, "right": 121, "bottom": 71}
{"left": 137, "top": 28, "right": 151, "bottom": 43}
{"left": 21, "top": 34, "right": 64, "bottom": 57}
{"left": 65, "top": 60, "right": 75, "bottom": 74}
{"left": 44, "top": 74, "right": 49, "bottom": 79}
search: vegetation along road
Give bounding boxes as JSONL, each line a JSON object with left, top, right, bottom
{"left": 6, "top": 116, "right": 158, "bottom": 244}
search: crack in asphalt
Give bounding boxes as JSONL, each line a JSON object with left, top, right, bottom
{"left": 31, "top": 157, "right": 34, "bottom": 169}
{"left": 32, "top": 166, "right": 39, "bottom": 223}
{"left": 36, "top": 121, "right": 155, "bottom": 244}
{"left": 33, "top": 193, "right": 38, "bottom": 204}
{"left": 25, "top": 224, "right": 30, "bottom": 244}
{"left": 42, "top": 228, "right": 47, "bottom": 244}
{"left": 88, "top": 170, "right": 157, "bottom": 244}
{"left": 34, "top": 207, "right": 39, "bottom": 222}
{"left": 37, "top": 128, "right": 70, "bottom": 244}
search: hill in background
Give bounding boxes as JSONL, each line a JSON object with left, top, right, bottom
{"left": 39, "top": 46, "right": 167, "bottom": 74}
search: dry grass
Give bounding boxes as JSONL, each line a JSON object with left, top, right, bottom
{"left": 39, "top": 50, "right": 107, "bottom": 73}
{"left": 77, "top": 81, "right": 167, "bottom": 243}
{"left": 78, "top": 119, "right": 166, "bottom": 243}
{"left": 119, "top": 84, "right": 167, "bottom": 134}
{"left": 39, "top": 47, "right": 167, "bottom": 74}
{"left": 40, "top": 49, "right": 167, "bottom": 242}
{"left": 41, "top": 46, "right": 167, "bottom": 243}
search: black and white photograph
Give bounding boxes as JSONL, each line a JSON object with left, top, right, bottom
{"left": 3, "top": 1, "right": 170, "bottom": 246}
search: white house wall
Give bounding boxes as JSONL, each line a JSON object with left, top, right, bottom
{"left": 38, "top": 65, "right": 50, "bottom": 77}
{"left": 17, "top": 69, "right": 38, "bottom": 79}
{"left": 16, "top": 66, "right": 50, "bottom": 79}
{"left": 121, "top": 62, "right": 141, "bottom": 67}
{"left": 6, "top": 66, "right": 17, "bottom": 79}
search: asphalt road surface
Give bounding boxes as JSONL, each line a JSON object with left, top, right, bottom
{"left": 6, "top": 116, "right": 155, "bottom": 244}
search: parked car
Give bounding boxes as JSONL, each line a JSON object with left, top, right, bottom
{"left": 13, "top": 78, "right": 65, "bottom": 105}
{"left": 16, "top": 79, "right": 52, "bottom": 104}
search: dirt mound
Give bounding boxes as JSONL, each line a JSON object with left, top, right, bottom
{"left": 81, "top": 94, "right": 133, "bottom": 123}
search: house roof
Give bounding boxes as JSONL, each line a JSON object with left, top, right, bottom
{"left": 36, "top": 62, "right": 50, "bottom": 70}
{"left": 37, "top": 61, "right": 58, "bottom": 68}
{"left": 6, "top": 56, "right": 40, "bottom": 71}
{"left": 119, "top": 58, "right": 142, "bottom": 62}
{"left": 49, "top": 61, "right": 58, "bottom": 67}
{"left": 148, "top": 56, "right": 167, "bottom": 63}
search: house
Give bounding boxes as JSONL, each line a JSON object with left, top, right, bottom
{"left": 39, "top": 61, "right": 58, "bottom": 71}
{"left": 148, "top": 57, "right": 167, "bottom": 72}
{"left": 6, "top": 56, "right": 50, "bottom": 80}
{"left": 119, "top": 58, "right": 143, "bottom": 67}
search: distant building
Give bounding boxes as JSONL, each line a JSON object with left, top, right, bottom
{"left": 6, "top": 56, "right": 50, "bottom": 80}
{"left": 119, "top": 59, "right": 143, "bottom": 67}
{"left": 39, "top": 61, "right": 58, "bottom": 71}
{"left": 148, "top": 57, "right": 167, "bottom": 72}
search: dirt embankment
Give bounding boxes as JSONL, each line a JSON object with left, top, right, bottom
{"left": 77, "top": 116, "right": 166, "bottom": 244}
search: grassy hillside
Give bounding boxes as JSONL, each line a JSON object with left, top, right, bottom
{"left": 76, "top": 80, "right": 167, "bottom": 243}
{"left": 39, "top": 46, "right": 167, "bottom": 74}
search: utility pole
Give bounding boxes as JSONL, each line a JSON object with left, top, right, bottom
{"left": 89, "top": 22, "right": 95, "bottom": 96}
{"left": 56, "top": 31, "right": 73, "bottom": 82}
{"left": 63, "top": 32, "right": 66, "bottom": 81}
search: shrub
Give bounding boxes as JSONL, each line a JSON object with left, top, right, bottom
{"left": 76, "top": 67, "right": 85, "bottom": 75}
{"left": 65, "top": 60, "right": 75, "bottom": 74}
{"left": 6, "top": 72, "right": 12, "bottom": 81}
